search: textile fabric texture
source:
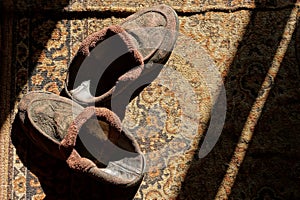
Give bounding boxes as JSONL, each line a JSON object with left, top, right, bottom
{"left": 1, "top": 0, "right": 300, "bottom": 199}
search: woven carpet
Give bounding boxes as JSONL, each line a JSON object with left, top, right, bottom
{"left": 1, "top": 0, "right": 300, "bottom": 199}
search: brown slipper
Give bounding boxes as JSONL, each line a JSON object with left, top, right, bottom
{"left": 62, "top": 4, "right": 178, "bottom": 105}
{"left": 15, "top": 91, "right": 145, "bottom": 186}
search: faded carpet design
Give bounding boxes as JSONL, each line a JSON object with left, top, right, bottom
{"left": 1, "top": 0, "right": 300, "bottom": 199}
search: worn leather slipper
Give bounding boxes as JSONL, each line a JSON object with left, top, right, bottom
{"left": 62, "top": 4, "right": 178, "bottom": 105}
{"left": 15, "top": 91, "right": 145, "bottom": 186}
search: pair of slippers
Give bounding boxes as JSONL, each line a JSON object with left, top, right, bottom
{"left": 13, "top": 4, "right": 179, "bottom": 189}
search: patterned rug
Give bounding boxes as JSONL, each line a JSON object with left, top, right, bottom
{"left": 1, "top": 0, "right": 300, "bottom": 199}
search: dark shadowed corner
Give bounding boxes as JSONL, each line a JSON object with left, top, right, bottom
{"left": 178, "top": 1, "right": 299, "bottom": 199}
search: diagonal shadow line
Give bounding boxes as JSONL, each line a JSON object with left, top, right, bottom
{"left": 2, "top": 1, "right": 299, "bottom": 199}
{"left": 227, "top": 7, "right": 300, "bottom": 200}
{"left": 216, "top": 6, "right": 298, "bottom": 199}
{"left": 177, "top": 1, "right": 298, "bottom": 200}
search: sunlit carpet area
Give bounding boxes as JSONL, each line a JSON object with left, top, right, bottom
{"left": 1, "top": 1, "right": 300, "bottom": 199}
